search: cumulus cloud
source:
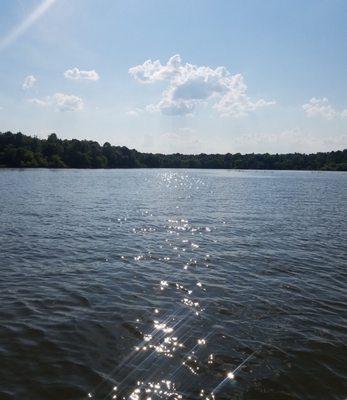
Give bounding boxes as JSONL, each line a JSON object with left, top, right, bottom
{"left": 52, "top": 93, "right": 84, "bottom": 111}
{"left": 64, "top": 67, "right": 100, "bottom": 81}
{"left": 302, "top": 97, "right": 347, "bottom": 120}
{"left": 302, "top": 98, "right": 337, "bottom": 119}
{"left": 22, "top": 75, "right": 37, "bottom": 90}
{"left": 29, "top": 92, "right": 84, "bottom": 111}
{"left": 129, "top": 54, "right": 275, "bottom": 117}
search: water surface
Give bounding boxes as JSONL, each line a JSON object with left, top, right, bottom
{"left": 0, "top": 169, "right": 346, "bottom": 400}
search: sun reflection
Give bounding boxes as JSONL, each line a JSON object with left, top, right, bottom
{"left": 128, "top": 380, "right": 183, "bottom": 400}
{"left": 227, "top": 372, "right": 235, "bottom": 380}
{"left": 84, "top": 173, "right": 263, "bottom": 400}
{"left": 160, "top": 280, "right": 169, "bottom": 290}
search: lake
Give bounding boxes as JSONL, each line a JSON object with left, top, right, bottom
{"left": 0, "top": 169, "right": 346, "bottom": 400}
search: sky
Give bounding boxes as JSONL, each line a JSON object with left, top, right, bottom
{"left": 0, "top": 0, "right": 346, "bottom": 154}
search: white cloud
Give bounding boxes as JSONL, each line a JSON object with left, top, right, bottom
{"left": 126, "top": 110, "right": 139, "bottom": 116}
{"left": 302, "top": 97, "right": 337, "bottom": 119}
{"left": 52, "top": 93, "right": 84, "bottom": 111}
{"left": 22, "top": 75, "right": 37, "bottom": 90}
{"left": 129, "top": 54, "right": 275, "bottom": 117}
{"left": 126, "top": 107, "right": 143, "bottom": 117}
{"left": 129, "top": 55, "right": 181, "bottom": 84}
{"left": 302, "top": 97, "right": 347, "bottom": 120}
{"left": 28, "top": 98, "right": 48, "bottom": 107}
{"left": 29, "top": 92, "right": 84, "bottom": 111}
{"left": 64, "top": 67, "right": 100, "bottom": 81}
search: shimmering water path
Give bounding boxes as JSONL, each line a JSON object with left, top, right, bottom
{"left": 0, "top": 169, "right": 346, "bottom": 400}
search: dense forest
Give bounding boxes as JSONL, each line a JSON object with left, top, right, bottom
{"left": 0, "top": 131, "right": 346, "bottom": 170}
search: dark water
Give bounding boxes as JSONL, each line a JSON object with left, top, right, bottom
{"left": 0, "top": 169, "right": 346, "bottom": 400}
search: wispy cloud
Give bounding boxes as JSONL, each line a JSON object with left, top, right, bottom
{"left": 29, "top": 92, "right": 84, "bottom": 112}
{"left": 126, "top": 110, "right": 140, "bottom": 117}
{"left": 0, "top": 0, "right": 57, "bottom": 52}
{"left": 126, "top": 107, "right": 143, "bottom": 117}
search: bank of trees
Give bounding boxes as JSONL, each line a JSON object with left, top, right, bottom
{"left": 0, "top": 131, "right": 346, "bottom": 170}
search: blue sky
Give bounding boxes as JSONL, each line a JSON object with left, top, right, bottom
{"left": 0, "top": 0, "right": 346, "bottom": 154}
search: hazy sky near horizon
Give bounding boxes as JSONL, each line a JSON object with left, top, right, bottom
{"left": 0, "top": 0, "right": 346, "bottom": 154}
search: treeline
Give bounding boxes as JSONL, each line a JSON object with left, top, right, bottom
{"left": 0, "top": 131, "right": 346, "bottom": 170}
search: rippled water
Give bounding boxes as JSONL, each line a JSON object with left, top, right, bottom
{"left": 0, "top": 169, "right": 346, "bottom": 400}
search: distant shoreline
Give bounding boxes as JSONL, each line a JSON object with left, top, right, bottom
{"left": 1, "top": 167, "right": 346, "bottom": 173}
{"left": 1, "top": 131, "right": 346, "bottom": 171}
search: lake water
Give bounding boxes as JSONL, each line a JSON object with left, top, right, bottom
{"left": 0, "top": 169, "right": 346, "bottom": 400}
